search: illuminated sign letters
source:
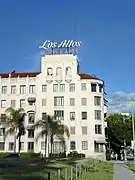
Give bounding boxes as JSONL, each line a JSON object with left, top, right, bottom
{"left": 39, "top": 40, "right": 81, "bottom": 50}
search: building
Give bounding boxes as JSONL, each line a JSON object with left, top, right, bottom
{"left": 0, "top": 53, "right": 107, "bottom": 159}
{"left": 121, "top": 113, "right": 130, "bottom": 116}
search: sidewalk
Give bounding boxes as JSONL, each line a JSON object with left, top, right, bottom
{"left": 113, "top": 163, "right": 135, "bottom": 180}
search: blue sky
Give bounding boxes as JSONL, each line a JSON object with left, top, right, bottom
{"left": 0, "top": 0, "right": 135, "bottom": 113}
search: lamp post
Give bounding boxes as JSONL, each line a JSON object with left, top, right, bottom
{"left": 131, "top": 99, "right": 135, "bottom": 164}
{"left": 123, "top": 115, "right": 127, "bottom": 162}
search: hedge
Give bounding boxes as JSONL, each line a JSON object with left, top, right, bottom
{"left": 49, "top": 151, "right": 86, "bottom": 159}
{"left": 67, "top": 151, "right": 85, "bottom": 158}
{"left": 49, "top": 152, "right": 66, "bottom": 159}
{"left": 0, "top": 152, "right": 41, "bottom": 158}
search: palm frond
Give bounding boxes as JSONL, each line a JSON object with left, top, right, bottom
{"left": 5, "top": 107, "right": 15, "bottom": 114}
{"left": 5, "top": 127, "right": 15, "bottom": 138}
{"left": 35, "top": 130, "right": 47, "bottom": 142}
{"left": 31, "top": 119, "right": 46, "bottom": 130}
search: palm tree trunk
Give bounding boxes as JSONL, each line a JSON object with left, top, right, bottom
{"left": 18, "top": 135, "right": 21, "bottom": 153}
{"left": 14, "top": 129, "right": 17, "bottom": 153}
{"left": 44, "top": 131, "right": 47, "bottom": 161}
{"left": 14, "top": 135, "right": 16, "bottom": 153}
{"left": 50, "top": 135, "right": 53, "bottom": 154}
{"left": 48, "top": 135, "right": 50, "bottom": 157}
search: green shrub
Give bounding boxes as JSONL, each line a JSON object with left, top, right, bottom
{"left": 67, "top": 151, "right": 85, "bottom": 158}
{"left": 20, "top": 152, "right": 41, "bottom": 158}
{"left": 49, "top": 152, "right": 66, "bottom": 159}
{"left": 0, "top": 152, "right": 10, "bottom": 157}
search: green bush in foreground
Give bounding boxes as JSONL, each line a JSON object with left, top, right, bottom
{"left": 0, "top": 152, "right": 41, "bottom": 158}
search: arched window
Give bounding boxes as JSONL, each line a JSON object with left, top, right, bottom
{"left": 65, "top": 66, "right": 71, "bottom": 75}
{"left": 47, "top": 67, "right": 53, "bottom": 76}
{"left": 56, "top": 67, "right": 62, "bottom": 76}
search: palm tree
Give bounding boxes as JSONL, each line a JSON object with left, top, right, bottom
{"left": 49, "top": 119, "right": 69, "bottom": 154}
{"left": 4, "top": 107, "right": 25, "bottom": 153}
{"left": 32, "top": 114, "right": 69, "bottom": 160}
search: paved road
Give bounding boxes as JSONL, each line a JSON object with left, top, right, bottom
{"left": 113, "top": 163, "right": 135, "bottom": 180}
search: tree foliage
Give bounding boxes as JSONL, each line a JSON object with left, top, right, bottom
{"left": 32, "top": 114, "right": 69, "bottom": 160}
{"left": 4, "top": 107, "right": 25, "bottom": 152}
{"left": 106, "top": 113, "right": 133, "bottom": 149}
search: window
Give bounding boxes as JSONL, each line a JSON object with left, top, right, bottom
{"left": 28, "top": 130, "right": 34, "bottom": 138}
{"left": 11, "top": 85, "right": 16, "bottom": 94}
{"left": 94, "top": 142, "right": 104, "bottom": 153}
{"left": 42, "top": 113, "right": 46, "bottom": 120}
{"left": 82, "top": 126, "right": 87, "bottom": 135}
{"left": 11, "top": 100, "right": 16, "bottom": 109}
{"left": 1, "top": 100, "right": 6, "bottom": 108}
{"left": 94, "top": 96, "right": 101, "bottom": 106}
{"left": 47, "top": 67, "right": 53, "bottom": 76}
{"left": 53, "top": 84, "right": 58, "bottom": 92}
{"left": 82, "top": 112, "right": 87, "bottom": 120}
{"left": 28, "top": 98, "right": 35, "bottom": 106}
{"left": 70, "top": 141, "right": 76, "bottom": 150}
{"left": 54, "top": 96, "right": 64, "bottom": 106}
{"left": 95, "top": 110, "right": 101, "bottom": 120}
{"left": 54, "top": 111, "right": 64, "bottom": 120}
{"left": 28, "top": 113, "right": 35, "bottom": 124}
{"left": 0, "top": 114, "right": 6, "bottom": 122}
{"left": 91, "top": 84, "right": 97, "bottom": 92}
{"left": 42, "top": 85, "right": 47, "bottom": 92}
{"left": 29, "top": 85, "right": 35, "bottom": 94}
{"left": 82, "top": 141, "right": 88, "bottom": 150}
{"left": 53, "top": 141, "right": 59, "bottom": 153}
{"left": 56, "top": 67, "right": 62, "bottom": 76}
{"left": 28, "top": 142, "right": 34, "bottom": 152}
{"left": 42, "top": 99, "right": 46, "bottom": 106}
{"left": 53, "top": 141, "right": 64, "bottom": 153}
{"left": 70, "top": 112, "right": 75, "bottom": 121}
{"left": 20, "top": 142, "right": 24, "bottom": 151}
{"left": 20, "top": 99, "right": 25, "bottom": 108}
{"left": 81, "top": 83, "right": 86, "bottom": 91}
{"left": 0, "top": 128, "right": 5, "bottom": 136}
{"left": 2, "top": 86, "right": 7, "bottom": 94}
{"left": 81, "top": 98, "right": 87, "bottom": 106}
{"left": 60, "top": 84, "right": 65, "bottom": 92}
{"left": 0, "top": 142, "right": 5, "bottom": 150}
{"left": 69, "top": 83, "right": 75, "bottom": 92}
{"left": 41, "top": 141, "right": 45, "bottom": 150}
{"left": 70, "top": 98, "right": 75, "bottom": 106}
{"left": 20, "top": 85, "right": 26, "bottom": 94}
{"left": 70, "top": 126, "right": 75, "bottom": 135}
{"left": 9, "top": 142, "right": 14, "bottom": 151}
{"left": 95, "top": 125, "right": 102, "bottom": 134}
{"left": 99, "top": 84, "right": 103, "bottom": 93}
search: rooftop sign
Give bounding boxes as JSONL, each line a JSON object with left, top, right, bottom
{"left": 39, "top": 40, "right": 81, "bottom": 50}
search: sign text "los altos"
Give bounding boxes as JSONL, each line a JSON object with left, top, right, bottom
{"left": 39, "top": 40, "right": 81, "bottom": 50}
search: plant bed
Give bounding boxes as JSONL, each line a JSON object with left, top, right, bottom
{"left": 78, "top": 161, "right": 114, "bottom": 180}
{"left": 127, "top": 164, "right": 135, "bottom": 172}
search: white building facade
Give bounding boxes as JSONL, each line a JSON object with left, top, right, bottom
{"left": 0, "top": 54, "right": 107, "bottom": 159}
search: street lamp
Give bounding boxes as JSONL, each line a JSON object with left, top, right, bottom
{"left": 131, "top": 99, "right": 135, "bottom": 164}
{"left": 123, "top": 115, "right": 127, "bottom": 162}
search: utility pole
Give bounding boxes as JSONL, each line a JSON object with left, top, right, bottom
{"left": 131, "top": 99, "right": 135, "bottom": 164}
{"left": 123, "top": 115, "right": 127, "bottom": 162}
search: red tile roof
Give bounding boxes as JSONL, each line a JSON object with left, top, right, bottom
{"left": 79, "top": 73, "right": 100, "bottom": 80}
{"left": 0, "top": 72, "right": 101, "bottom": 80}
{"left": 0, "top": 72, "right": 40, "bottom": 78}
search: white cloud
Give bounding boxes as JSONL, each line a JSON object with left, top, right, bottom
{"left": 108, "top": 91, "right": 135, "bottom": 114}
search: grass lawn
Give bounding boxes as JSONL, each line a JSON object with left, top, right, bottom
{"left": 127, "top": 164, "right": 135, "bottom": 172}
{"left": 78, "top": 161, "right": 114, "bottom": 180}
{"left": 0, "top": 157, "right": 84, "bottom": 180}
{"left": 0, "top": 158, "right": 114, "bottom": 180}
